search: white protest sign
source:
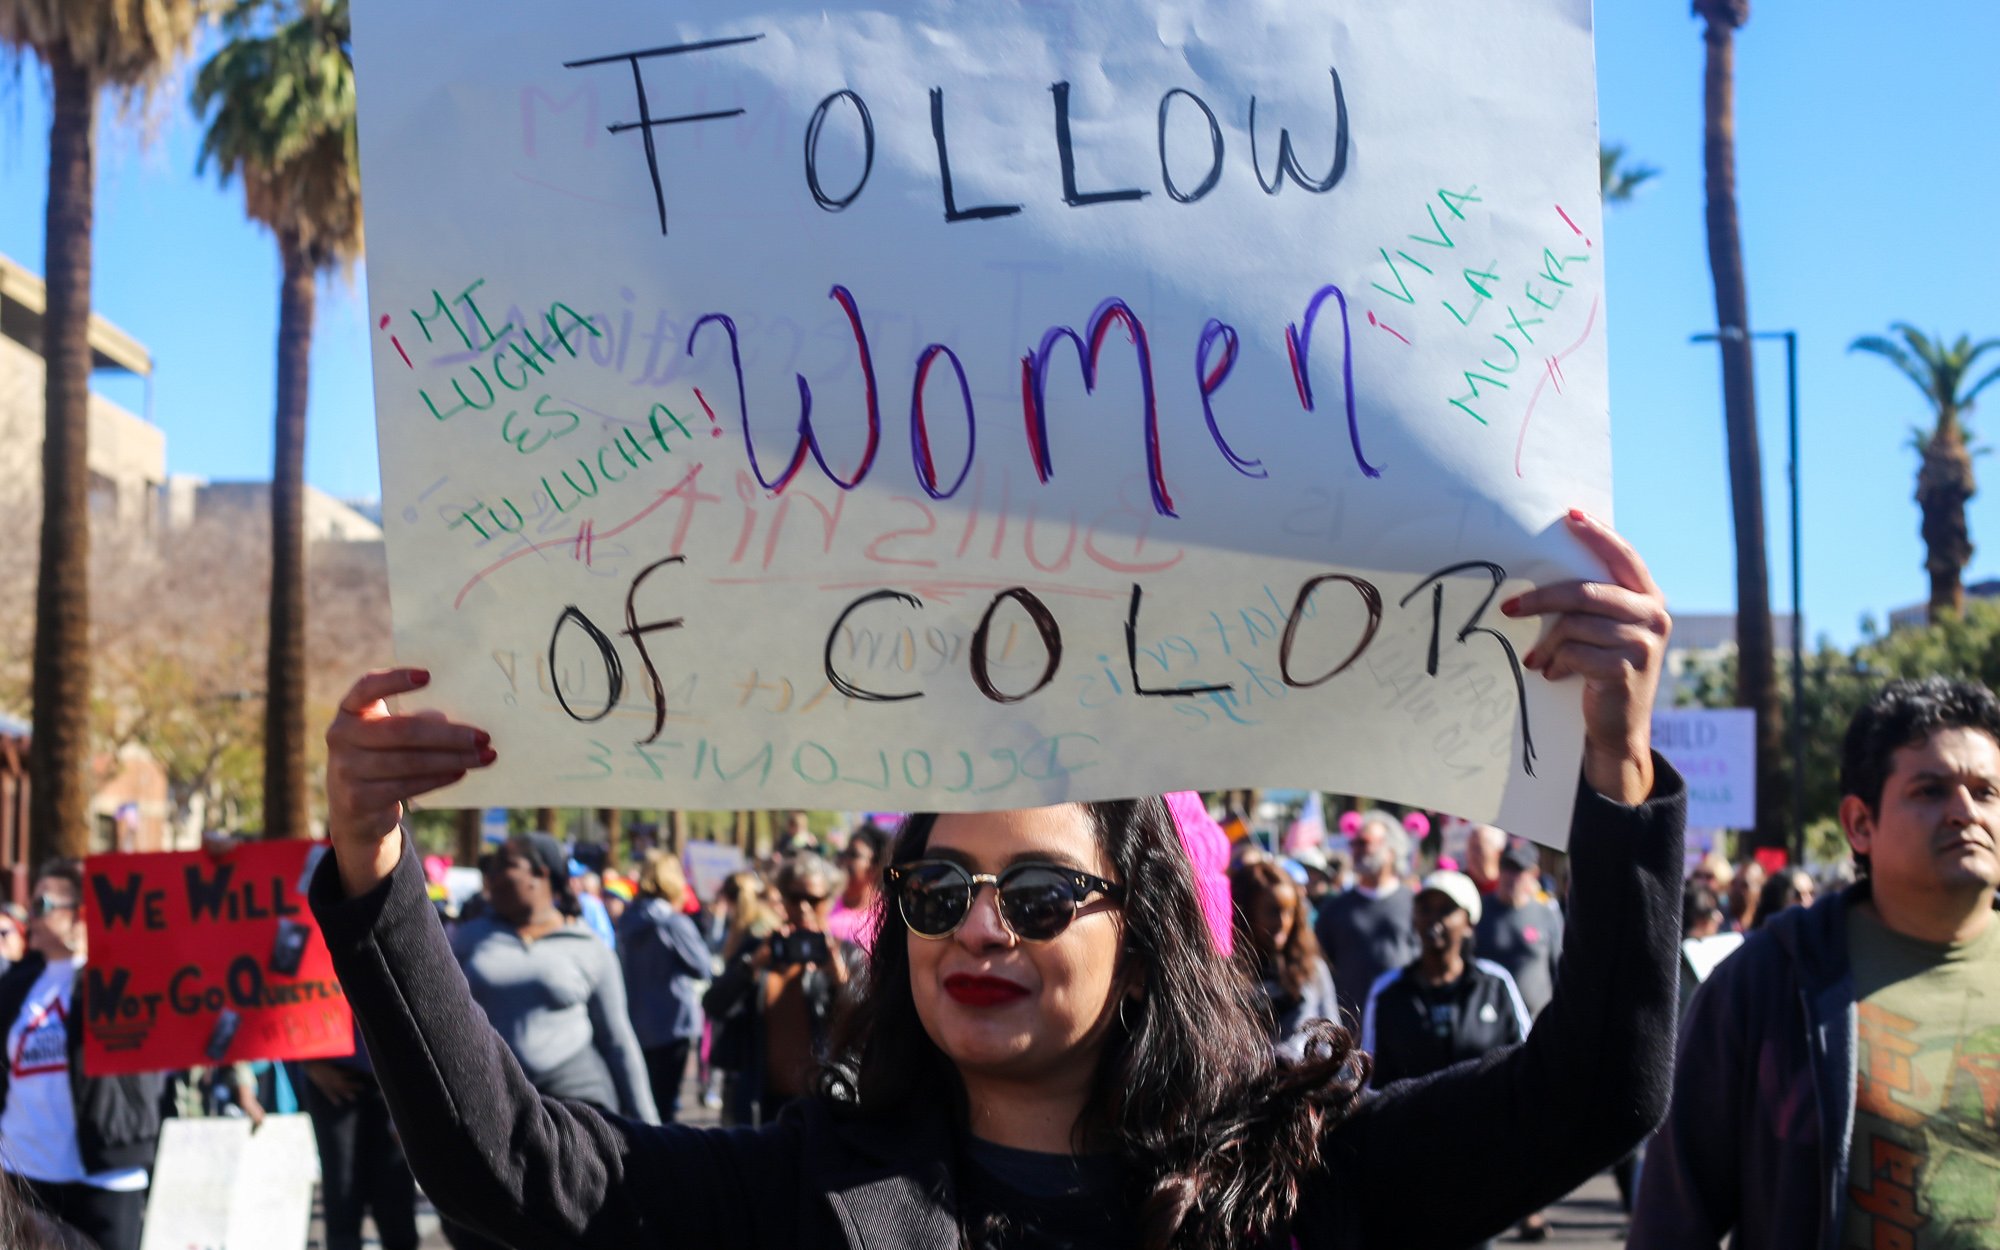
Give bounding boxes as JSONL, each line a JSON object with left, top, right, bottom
{"left": 684, "top": 839, "right": 748, "bottom": 903}
{"left": 444, "top": 865, "right": 485, "bottom": 906}
{"left": 141, "top": 1115, "right": 320, "bottom": 1250}
{"left": 354, "top": 0, "right": 1609, "bottom": 838}
{"left": 1651, "top": 708, "right": 1756, "bottom": 830}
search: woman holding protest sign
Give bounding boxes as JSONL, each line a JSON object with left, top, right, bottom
{"left": 311, "top": 510, "right": 1685, "bottom": 1250}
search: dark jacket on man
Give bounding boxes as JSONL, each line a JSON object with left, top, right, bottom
{"left": 1629, "top": 882, "right": 1869, "bottom": 1250}
{"left": 1360, "top": 958, "right": 1532, "bottom": 1087}
{"left": 0, "top": 954, "right": 167, "bottom": 1175}
{"left": 312, "top": 766, "right": 1686, "bottom": 1250}
{"left": 1314, "top": 886, "right": 1421, "bottom": 1028}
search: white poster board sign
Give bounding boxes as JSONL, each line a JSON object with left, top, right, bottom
{"left": 684, "top": 839, "right": 748, "bottom": 903}
{"left": 353, "top": 0, "right": 1610, "bottom": 838}
{"left": 1652, "top": 708, "right": 1756, "bottom": 830}
{"left": 444, "top": 865, "right": 486, "bottom": 907}
{"left": 141, "top": 1115, "right": 320, "bottom": 1250}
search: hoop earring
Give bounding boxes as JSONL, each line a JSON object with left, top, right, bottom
{"left": 1118, "top": 994, "right": 1142, "bottom": 1033}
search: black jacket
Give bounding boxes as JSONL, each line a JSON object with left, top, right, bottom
{"left": 1314, "top": 887, "right": 1420, "bottom": 1027}
{"left": 312, "top": 763, "right": 1685, "bottom": 1250}
{"left": 0, "top": 954, "right": 166, "bottom": 1175}
{"left": 1359, "top": 958, "right": 1531, "bottom": 1087}
{"left": 1629, "top": 881, "right": 1900, "bottom": 1250}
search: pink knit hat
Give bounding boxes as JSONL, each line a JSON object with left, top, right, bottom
{"left": 1164, "top": 792, "right": 1234, "bottom": 958}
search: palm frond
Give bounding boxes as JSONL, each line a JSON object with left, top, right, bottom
{"left": 1599, "top": 142, "right": 1659, "bottom": 204}
{"left": 1892, "top": 323, "right": 1948, "bottom": 375}
{"left": 1851, "top": 333, "right": 1933, "bottom": 400}
{"left": 190, "top": 0, "right": 359, "bottom": 269}
{"left": 0, "top": 0, "right": 207, "bottom": 93}
{"left": 1858, "top": 320, "right": 2000, "bottom": 449}
{"left": 1964, "top": 359, "right": 2000, "bottom": 408}
{"left": 1952, "top": 339, "right": 2000, "bottom": 404}
{"left": 1693, "top": 0, "right": 1751, "bottom": 31}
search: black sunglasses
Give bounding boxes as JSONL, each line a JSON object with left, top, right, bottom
{"left": 885, "top": 860, "right": 1123, "bottom": 942}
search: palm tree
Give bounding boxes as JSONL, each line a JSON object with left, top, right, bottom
{"left": 193, "top": 0, "right": 361, "bottom": 838}
{"left": 1850, "top": 326, "right": 2000, "bottom": 622}
{"left": 1599, "top": 143, "right": 1659, "bottom": 204}
{"left": 0, "top": 1, "right": 205, "bottom": 862}
{"left": 1692, "top": 0, "right": 1785, "bottom": 851}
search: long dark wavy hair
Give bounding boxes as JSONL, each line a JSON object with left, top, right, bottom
{"left": 0, "top": 1169, "right": 92, "bottom": 1250}
{"left": 822, "top": 799, "right": 1371, "bottom": 1250}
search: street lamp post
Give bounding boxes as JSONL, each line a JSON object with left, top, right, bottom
{"left": 1692, "top": 328, "right": 1804, "bottom": 867}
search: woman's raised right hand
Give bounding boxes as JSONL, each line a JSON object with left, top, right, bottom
{"left": 325, "top": 668, "right": 495, "bottom": 897}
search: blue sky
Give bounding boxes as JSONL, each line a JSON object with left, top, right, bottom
{"left": 2, "top": 1, "right": 1996, "bottom": 648}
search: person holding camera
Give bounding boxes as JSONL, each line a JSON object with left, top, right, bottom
{"left": 0, "top": 861, "right": 165, "bottom": 1250}
{"left": 701, "top": 853, "right": 857, "bottom": 1126}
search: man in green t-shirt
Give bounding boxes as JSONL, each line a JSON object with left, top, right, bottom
{"left": 1632, "top": 677, "right": 2000, "bottom": 1249}
{"left": 1842, "top": 720, "right": 2000, "bottom": 1249}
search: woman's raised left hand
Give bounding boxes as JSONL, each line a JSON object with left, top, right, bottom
{"left": 1502, "top": 510, "right": 1671, "bottom": 806}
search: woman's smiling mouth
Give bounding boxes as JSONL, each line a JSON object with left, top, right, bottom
{"left": 943, "top": 974, "right": 1031, "bottom": 1007}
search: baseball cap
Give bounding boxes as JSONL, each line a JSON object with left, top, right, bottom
{"left": 510, "top": 833, "right": 568, "bottom": 882}
{"left": 1418, "top": 870, "right": 1483, "bottom": 926}
{"left": 1290, "top": 847, "right": 1332, "bottom": 875}
{"left": 1501, "top": 842, "right": 1540, "bottom": 874}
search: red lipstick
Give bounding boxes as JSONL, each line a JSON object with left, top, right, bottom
{"left": 943, "top": 974, "right": 1030, "bottom": 1007}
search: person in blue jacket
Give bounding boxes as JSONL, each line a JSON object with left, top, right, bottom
{"left": 618, "top": 850, "right": 712, "bottom": 1120}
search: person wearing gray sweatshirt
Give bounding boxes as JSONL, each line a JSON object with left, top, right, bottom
{"left": 444, "top": 834, "right": 658, "bottom": 1250}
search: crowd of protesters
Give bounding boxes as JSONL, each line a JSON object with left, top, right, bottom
{"left": 3, "top": 669, "right": 1995, "bottom": 1244}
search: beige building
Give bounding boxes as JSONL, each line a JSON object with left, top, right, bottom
{"left": 0, "top": 252, "right": 165, "bottom": 537}
{"left": 1662, "top": 612, "right": 1800, "bottom": 705}
{"left": 1, "top": 254, "right": 182, "bottom": 865}
{"left": 180, "top": 477, "right": 384, "bottom": 544}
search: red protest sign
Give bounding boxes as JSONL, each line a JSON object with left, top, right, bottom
{"left": 81, "top": 841, "right": 353, "bottom": 1076}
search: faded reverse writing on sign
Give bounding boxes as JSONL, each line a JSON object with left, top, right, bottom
{"left": 354, "top": 0, "right": 1611, "bottom": 837}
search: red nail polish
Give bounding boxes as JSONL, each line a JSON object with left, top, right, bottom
{"left": 1501, "top": 596, "right": 1522, "bottom": 616}
{"left": 478, "top": 748, "right": 497, "bottom": 766}
{"left": 474, "top": 731, "right": 491, "bottom": 749}
{"left": 1567, "top": 508, "right": 1590, "bottom": 525}
{"left": 412, "top": 668, "right": 431, "bottom": 686}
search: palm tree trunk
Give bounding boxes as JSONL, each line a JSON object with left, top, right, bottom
{"left": 1699, "top": 17, "right": 1786, "bottom": 851}
{"left": 28, "top": 51, "right": 99, "bottom": 864}
{"left": 598, "top": 807, "right": 623, "bottom": 863}
{"left": 263, "top": 237, "right": 315, "bottom": 837}
{"left": 1918, "top": 414, "right": 1974, "bottom": 621}
{"left": 455, "top": 807, "right": 482, "bottom": 865}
